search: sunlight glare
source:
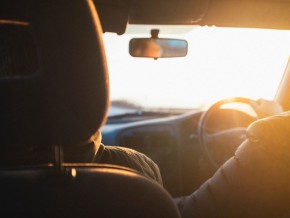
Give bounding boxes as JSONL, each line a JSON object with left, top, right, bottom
{"left": 103, "top": 26, "right": 290, "bottom": 110}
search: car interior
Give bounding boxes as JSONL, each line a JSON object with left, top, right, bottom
{"left": 1, "top": 0, "right": 290, "bottom": 217}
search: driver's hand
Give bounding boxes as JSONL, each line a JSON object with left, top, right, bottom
{"left": 250, "top": 98, "right": 283, "bottom": 118}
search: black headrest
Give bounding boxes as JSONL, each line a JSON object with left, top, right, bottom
{"left": 0, "top": 0, "right": 109, "bottom": 149}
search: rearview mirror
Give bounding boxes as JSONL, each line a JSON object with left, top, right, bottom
{"left": 129, "top": 38, "right": 188, "bottom": 59}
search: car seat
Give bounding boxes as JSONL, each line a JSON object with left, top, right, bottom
{"left": 0, "top": 0, "right": 180, "bottom": 217}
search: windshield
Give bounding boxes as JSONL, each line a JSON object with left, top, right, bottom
{"left": 103, "top": 25, "right": 290, "bottom": 115}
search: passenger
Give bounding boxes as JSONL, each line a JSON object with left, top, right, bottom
{"left": 96, "top": 141, "right": 163, "bottom": 185}
{"left": 64, "top": 131, "right": 163, "bottom": 185}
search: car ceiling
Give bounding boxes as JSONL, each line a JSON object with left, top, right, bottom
{"left": 94, "top": 0, "right": 290, "bottom": 34}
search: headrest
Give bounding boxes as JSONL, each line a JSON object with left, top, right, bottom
{"left": 0, "top": 0, "right": 109, "bottom": 149}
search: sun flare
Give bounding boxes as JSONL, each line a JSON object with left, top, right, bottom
{"left": 104, "top": 26, "right": 290, "bottom": 110}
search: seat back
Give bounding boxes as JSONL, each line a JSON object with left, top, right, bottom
{"left": 0, "top": 1, "right": 180, "bottom": 217}
{"left": 0, "top": 164, "right": 180, "bottom": 218}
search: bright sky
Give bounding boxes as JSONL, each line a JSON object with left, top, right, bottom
{"left": 103, "top": 26, "right": 290, "bottom": 110}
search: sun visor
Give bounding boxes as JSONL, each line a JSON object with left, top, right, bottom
{"left": 199, "top": 0, "right": 290, "bottom": 30}
{"left": 95, "top": 2, "right": 129, "bottom": 34}
{"left": 129, "top": 0, "right": 209, "bottom": 24}
{"left": 126, "top": 0, "right": 290, "bottom": 30}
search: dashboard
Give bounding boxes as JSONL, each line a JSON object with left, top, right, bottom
{"left": 101, "top": 109, "right": 255, "bottom": 197}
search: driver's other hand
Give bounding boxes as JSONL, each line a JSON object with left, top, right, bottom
{"left": 250, "top": 98, "right": 283, "bottom": 118}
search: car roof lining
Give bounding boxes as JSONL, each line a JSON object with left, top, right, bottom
{"left": 94, "top": 0, "right": 290, "bottom": 34}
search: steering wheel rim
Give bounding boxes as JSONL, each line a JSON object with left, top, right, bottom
{"left": 198, "top": 97, "right": 256, "bottom": 169}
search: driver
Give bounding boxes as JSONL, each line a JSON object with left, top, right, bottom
{"left": 175, "top": 99, "right": 290, "bottom": 217}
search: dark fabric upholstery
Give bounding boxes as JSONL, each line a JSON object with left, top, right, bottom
{"left": 0, "top": 0, "right": 109, "bottom": 149}
{"left": 0, "top": 0, "right": 163, "bottom": 185}
{"left": 0, "top": 141, "right": 163, "bottom": 185}
{"left": 0, "top": 1, "right": 180, "bottom": 218}
{"left": 176, "top": 112, "right": 290, "bottom": 217}
{"left": 0, "top": 23, "right": 38, "bottom": 77}
{"left": 0, "top": 164, "right": 180, "bottom": 218}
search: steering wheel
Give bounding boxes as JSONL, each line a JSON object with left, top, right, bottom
{"left": 198, "top": 97, "right": 258, "bottom": 169}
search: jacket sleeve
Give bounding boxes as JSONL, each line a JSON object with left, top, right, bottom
{"left": 176, "top": 112, "right": 290, "bottom": 218}
{"left": 96, "top": 144, "right": 163, "bottom": 185}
